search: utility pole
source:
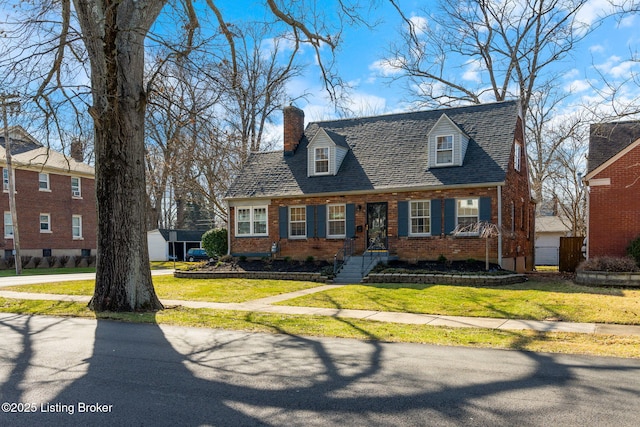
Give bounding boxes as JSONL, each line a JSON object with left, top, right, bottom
{"left": 1, "top": 94, "right": 22, "bottom": 275}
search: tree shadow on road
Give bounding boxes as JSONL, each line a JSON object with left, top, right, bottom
{"left": 2, "top": 312, "right": 640, "bottom": 426}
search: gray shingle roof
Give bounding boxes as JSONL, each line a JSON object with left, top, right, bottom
{"left": 226, "top": 101, "right": 520, "bottom": 199}
{"left": 588, "top": 121, "right": 640, "bottom": 174}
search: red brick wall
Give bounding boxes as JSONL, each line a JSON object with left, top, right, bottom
{"left": 588, "top": 143, "right": 640, "bottom": 258}
{"left": 0, "top": 168, "right": 97, "bottom": 256}
{"left": 229, "top": 186, "right": 526, "bottom": 268}
{"left": 501, "top": 116, "right": 535, "bottom": 271}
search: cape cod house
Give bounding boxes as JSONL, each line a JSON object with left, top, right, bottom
{"left": 584, "top": 121, "right": 640, "bottom": 259}
{"left": 225, "top": 101, "right": 534, "bottom": 272}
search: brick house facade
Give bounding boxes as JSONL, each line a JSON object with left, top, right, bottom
{"left": 1, "top": 126, "right": 96, "bottom": 258}
{"left": 226, "top": 101, "right": 535, "bottom": 272}
{"left": 584, "top": 121, "right": 640, "bottom": 259}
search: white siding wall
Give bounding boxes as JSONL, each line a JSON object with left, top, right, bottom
{"left": 147, "top": 230, "right": 168, "bottom": 261}
{"left": 308, "top": 130, "right": 348, "bottom": 176}
{"left": 428, "top": 115, "right": 469, "bottom": 167}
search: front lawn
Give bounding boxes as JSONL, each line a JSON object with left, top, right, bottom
{"left": 276, "top": 281, "right": 640, "bottom": 325}
{"left": 1, "top": 276, "right": 321, "bottom": 303}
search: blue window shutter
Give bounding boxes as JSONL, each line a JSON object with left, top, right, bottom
{"left": 397, "top": 201, "right": 408, "bottom": 237}
{"left": 346, "top": 204, "right": 356, "bottom": 237}
{"left": 431, "top": 199, "right": 442, "bottom": 236}
{"left": 306, "top": 205, "right": 315, "bottom": 237}
{"left": 444, "top": 198, "right": 456, "bottom": 234}
{"left": 316, "top": 205, "right": 326, "bottom": 238}
{"left": 279, "top": 206, "right": 288, "bottom": 239}
{"left": 479, "top": 197, "right": 492, "bottom": 222}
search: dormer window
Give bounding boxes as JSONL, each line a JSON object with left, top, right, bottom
{"left": 428, "top": 114, "right": 469, "bottom": 168}
{"left": 436, "top": 135, "right": 454, "bottom": 165}
{"left": 315, "top": 147, "right": 329, "bottom": 174}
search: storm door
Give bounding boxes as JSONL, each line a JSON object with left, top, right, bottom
{"left": 366, "top": 202, "right": 388, "bottom": 250}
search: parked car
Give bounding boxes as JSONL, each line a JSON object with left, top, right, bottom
{"left": 186, "top": 248, "right": 214, "bottom": 262}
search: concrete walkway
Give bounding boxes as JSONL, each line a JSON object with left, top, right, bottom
{"left": 1, "top": 275, "right": 639, "bottom": 337}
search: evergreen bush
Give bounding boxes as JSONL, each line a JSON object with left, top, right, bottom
{"left": 202, "top": 228, "right": 228, "bottom": 257}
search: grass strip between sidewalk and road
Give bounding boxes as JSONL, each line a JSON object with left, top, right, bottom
{"left": 1, "top": 297, "right": 639, "bottom": 359}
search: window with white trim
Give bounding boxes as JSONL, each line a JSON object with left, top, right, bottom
{"left": 289, "top": 206, "right": 306, "bottom": 238}
{"left": 4, "top": 212, "right": 13, "bottom": 238}
{"left": 39, "top": 173, "right": 50, "bottom": 191}
{"left": 409, "top": 200, "right": 431, "bottom": 235}
{"left": 457, "top": 199, "right": 479, "bottom": 230}
{"left": 235, "top": 206, "right": 268, "bottom": 236}
{"left": 3, "top": 169, "right": 9, "bottom": 192}
{"left": 514, "top": 143, "right": 522, "bottom": 171}
{"left": 72, "top": 215, "right": 83, "bottom": 239}
{"left": 327, "top": 204, "right": 346, "bottom": 238}
{"left": 436, "top": 135, "right": 454, "bottom": 165}
{"left": 40, "top": 213, "right": 51, "bottom": 232}
{"left": 314, "top": 147, "right": 329, "bottom": 174}
{"left": 71, "top": 177, "right": 82, "bottom": 198}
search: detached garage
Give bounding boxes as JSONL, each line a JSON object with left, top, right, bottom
{"left": 147, "top": 229, "right": 206, "bottom": 261}
{"left": 535, "top": 217, "right": 571, "bottom": 266}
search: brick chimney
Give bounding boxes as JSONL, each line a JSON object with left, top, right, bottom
{"left": 70, "top": 138, "right": 84, "bottom": 162}
{"left": 283, "top": 105, "right": 304, "bottom": 156}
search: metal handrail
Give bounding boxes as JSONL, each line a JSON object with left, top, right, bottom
{"left": 361, "top": 239, "right": 388, "bottom": 275}
{"left": 333, "top": 238, "right": 355, "bottom": 274}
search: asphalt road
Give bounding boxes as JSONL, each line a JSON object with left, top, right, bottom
{"left": 1, "top": 313, "right": 639, "bottom": 426}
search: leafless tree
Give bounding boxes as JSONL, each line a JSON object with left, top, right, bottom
{"left": 548, "top": 131, "right": 588, "bottom": 236}
{"left": 384, "top": 0, "right": 592, "bottom": 118}
{"left": 0, "top": 0, "right": 367, "bottom": 312}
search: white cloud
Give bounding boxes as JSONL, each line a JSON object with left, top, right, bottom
{"left": 576, "top": 0, "right": 612, "bottom": 27}
{"left": 461, "top": 59, "right": 483, "bottom": 83}
{"left": 369, "top": 58, "right": 405, "bottom": 77}
{"left": 618, "top": 15, "right": 636, "bottom": 28}
{"left": 564, "top": 69, "right": 580, "bottom": 79}
{"left": 589, "top": 44, "right": 605, "bottom": 54}
{"left": 564, "top": 79, "right": 592, "bottom": 93}
{"left": 408, "top": 15, "right": 428, "bottom": 36}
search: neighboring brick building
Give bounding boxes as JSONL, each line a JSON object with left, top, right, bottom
{"left": 225, "top": 101, "right": 535, "bottom": 272}
{"left": 584, "top": 121, "right": 640, "bottom": 259}
{"left": 1, "top": 126, "right": 96, "bottom": 258}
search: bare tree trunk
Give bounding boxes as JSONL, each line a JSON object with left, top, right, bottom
{"left": 75, "top": 0, "right": 165, "bottom": 311}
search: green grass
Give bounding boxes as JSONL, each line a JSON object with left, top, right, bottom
{"left": 1, "top": 297, "right": 639, "bottom": 359}
{"left": 276, "top": 281, "right": 640, "bottom": 325}
{"left": 2, "top": 276, "right": 322, "bottom": 303}
{"left": 0, "top": 267, "right": 96, "bottom": 277}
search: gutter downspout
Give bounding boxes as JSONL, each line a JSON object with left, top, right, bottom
{"left": 226, "top": 201, "right": 231, "bottom": 256}
{"left": 497, "top": 185, "right": 503, "bottom": 268}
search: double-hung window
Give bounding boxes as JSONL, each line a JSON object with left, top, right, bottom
{"left": 436, "top": 135, "right": 453, "bottom": 165}
{"left": 4, "top": 212, "right": 13, "bottom": 238}
{"left": 410, "top": 200, "right": 431, "bottom": 235}
{"left": 39, "top": 173, "right": 50, "bottom": 191}
{"left": 3, "top": 169, "right": 10, "bottom": 192}
{"left": 71, "top": 177, "right": 82, "bottom": 197}
{"left": 40, "top": 213, "right": 51, "bottom": 232}
{"left": 327, "top": 204, "right": 346, "bottom": 238}
{"left": 235, "top": 206, "right": 268, "bottom": 236}
{"left": 72, "top": 215, "right": 83, "bottom": 239}
{"left": 514, "top": 143, "right": 522, "bottom": 171}
{"left": 289, "top": 206, "right": 306, "bottom": 238}
{"left": 314, "top": 147, "right": 329, "bottom": 174}
{"left": 457, "top": 199, "right": 479, "bottom": 233}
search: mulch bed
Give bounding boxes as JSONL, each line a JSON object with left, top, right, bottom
{"left": 204, "top": 259, "right": 332, "bottom": 273}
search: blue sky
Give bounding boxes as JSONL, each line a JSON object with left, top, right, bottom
{"left": 241, "top": 0, "right": 640, "bottom": 130}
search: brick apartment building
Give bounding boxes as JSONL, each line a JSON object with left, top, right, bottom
{"left": 584, "top": 121, "right": 640, "bottom": 259}
{"left": 225, "top": 101, "right": 535, "bottom": 272}
{"left": 1, "top": 126, "right": 96, "bottom": 259}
